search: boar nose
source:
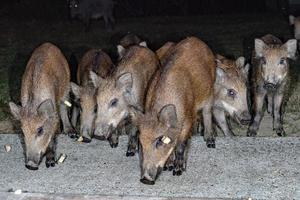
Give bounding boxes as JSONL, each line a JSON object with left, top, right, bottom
{"left": 80, "top": 126, "right": 93, "bottom": 143}
{"left": 25, "top": 160, "right": 39, "bottom": 170}
{"left": 140, "top": 167, "right": 161, "bottom": 185}
{"left": 94, "top": 124, "right": 113, "bottom": 140}
{"left": 240, "top": 111, "right": 251, "bottom": 125}
{"left": 264, "top": 82, "right": 277, "bottom": 91}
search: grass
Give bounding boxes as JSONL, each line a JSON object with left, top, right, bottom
{"left": 0, "top": 12, "right": 299, "bottom": 123}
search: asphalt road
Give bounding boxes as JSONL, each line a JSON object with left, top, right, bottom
{"left": 0, "top": 134, "right": 299, "bottom": 200}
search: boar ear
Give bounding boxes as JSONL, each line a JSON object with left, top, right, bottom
{"left": 37, "top": 99, "right": 55, "bottom": 118}
{"left": 89, "top": 71, "right": 103, "bottom": 87}
{"left": 235, "top": 56, "right": 245, "bottom": 68}
{"left": 242, "top": 63, "right": 250, "bottom": 78}
{"left": 139, "top": 41, "right": 147, "bottom": 47}
{"left": 289, "top": 15, "right": 295, "bottom": 25}
{"left": 70, "top": 82, "right": 81, "bottom": 99}
{"left": 117, "top": 72, "right": 133, "bottom": 92}
{"left": 9, "top": 102, "right": 22, "bottom": 120}
{"left": 117, "top": 45, "right": 126, "bottom": 59}
{"left": 216, "top": 67, "right": 226, "bottom": 83}
{"left": 255, "top": 39, "right": 266, "bottom": 58}
{"left": 158, "top": 104, "right": 177, "bottom": 128}
{"left": 283, "top": 39, "right": 297, "bottom": 59}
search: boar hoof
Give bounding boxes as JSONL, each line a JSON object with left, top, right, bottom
{"left": 206, "top": 139, "right": 216, "bottom": 148}
{"left": 163, "top": 165, "right": 174, "bottom": 171}
{"left": 82, "top": 136, "right": 92, "bottom": 143}
{"left": 275, "top": 128, "right": 286, "bottom": 137}
{"left": 126, "top": 151, "right": 135, "bottom": 157}
{"left": 163, "top": 163, "right": 174, "bottom": 171}
{"left": 67, "top": 130, "right": 78, "bottom": 139}
{"left": 173, "top": 169, "right": 183, "bottom": 176}
{"left": 140, "top": 178, "right": 155, "bottom": 185}
{"left": 46, "top": 159, "right": 56, "bottom": 168}
{"left": 109, "top": 141, "right": 118, "bottom": 148}
{"left": 247, "top": 130, "right": 257, "bottom": 137}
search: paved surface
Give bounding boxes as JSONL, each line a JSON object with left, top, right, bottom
{"left": 0, "top": 134, "right": 299, "bottom": 200}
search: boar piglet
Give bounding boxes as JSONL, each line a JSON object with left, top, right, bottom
{"left": 136, "top": 37, "right": 216, "bottom": 185}
{"left": 71, "top": 49, "right": 114, "bottom": 143}
{"left": 9, "top": 43, "right": 73, "bottom": 170}
{"left": 117, "top": 34, "right": 147, "bottom": 60}
{"left": 248, "top": 34, "right": 297, "bottom": 137}
{"left": 68, "top": 0, "right": 115, "bottom": 31}
{"left": 213, "top": 54, "right": 251, "bottom": 136}
{"left": 91, "top": 45, "right": 159, "bottom": 155}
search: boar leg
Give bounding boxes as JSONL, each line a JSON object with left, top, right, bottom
{"left": 203, "top": 98, "right": 215, "bottom": 148}
{"left": 247, "top": 89, "right": 266, "bottom": 137}
{"left": 273, "top": 92, "right": 285, "bottom": 136}
{"left": 108, "top": 130, "right": 119, "bottom": 148}
{"left": 213, "top": 109, "right": 234, "bottom": 137}
{"left": 267, "top": 93, "right": 274, "bottom": 115}
{"left": 60, "top": 95, "right": 77, "bottom": 138}
{"left": 45, "top": 138, "right": 56, "bottom": 168}
{"left": 173, "top": 139, "right": 188, "bottom": 176}
{"left": 164, "top": 153, "right": 175, "bottom": 171}
{"left": 71, "top": 105, "right": 79, "bottom": 129}
{"left": 126, "top": 125, "right": 138, "bottom": 157}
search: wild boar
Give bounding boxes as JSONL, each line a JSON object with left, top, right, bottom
{"left": 156, "top": 41, "right": 176, "bottom": 66}
{"left": 247, "top": 34, "right": 297, "bottom": 137}
{"left": 213, "top": 54, "right": 251, "bottom": 136}
{"left": 117, "top": 34, "right": 147, "bottom": 60}
{"left": 289, "top": 15, "right": 300, "bottom": 40}
{"left": 70, "top": 49, "right": 114, "bottom": 143}
{"left": 90, "top": 45, "right": 159, "bottom": 156}
{"left": 9, "top": 43, "right": 73, "bottom": 170}
{"left": 68, "top": 0, "right": 115, "bottom": 31}
{"left": 136, "top": 37, "right": 216, "bottom": 184}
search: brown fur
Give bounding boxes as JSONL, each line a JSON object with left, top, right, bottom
{"left": 71, "top": 49, "right": 114, "bottom": 142}
{"left": 138, "top": 37, "right": 216, "bottom": 183}
{"left": 9, "top": 42, "right": 73, "bottom": 169}
{"left": 213, "top": 54, "right": 250, "bottom": 136}
{"left": 248, "top": 34, "right": 297, "bottom": 137}
{"left": 156, "top": 42, "right": 175, "bottom": 66}
{"left": 119, "top": 34, "right": 142, "bottom": 49}
{"left": 91, "top": 45, "right": 159, "bottom": 154}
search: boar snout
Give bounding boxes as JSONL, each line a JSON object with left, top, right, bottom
{"left": 239, "top": 111, "right": 252, "bottom": 125}
{"left": 140, "top": 166, "right": 162, "bottom": 185}
{"left": 25, "top": 153, "right": 42, "bottom": 170}
{"left": 94, "top": 124, "right": 113, "bottom": 139}
{"left": 80, "top": 125, "right": 93, "bottom": 143}
{"left": 264, "top": 82, "right": 278, "bottom": 91}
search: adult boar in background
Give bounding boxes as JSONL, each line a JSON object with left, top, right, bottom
{"left": 68, "top": 0, "right": 115, "bottom": 31}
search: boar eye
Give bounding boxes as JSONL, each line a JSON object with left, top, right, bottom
{"left": 261, "top": 57, "right": 266, "bottom": 65}
{"left": 37, "top": 127, "right": 44, "bottom": 136}
{"left": 279, "top": 58, "right": 286, "bottom": 65}
{"left": 227, "top": 89, "right": 236, "bottom": 98}
{"left": 109, "top": 98, "right": 118, "bottom": 108}
{"left": 74, "top": 4, "right": 78, "bottom": 7}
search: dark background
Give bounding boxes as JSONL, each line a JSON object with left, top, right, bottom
{"left": 0, "top": 0, "right": 291, "bottom": 20}
{"left": 1, "top": 0, "right": 300, "bottom": 122}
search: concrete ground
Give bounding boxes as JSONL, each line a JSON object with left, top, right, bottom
{"left": 0, "top": 134, "right": 299, "bottom": 200}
